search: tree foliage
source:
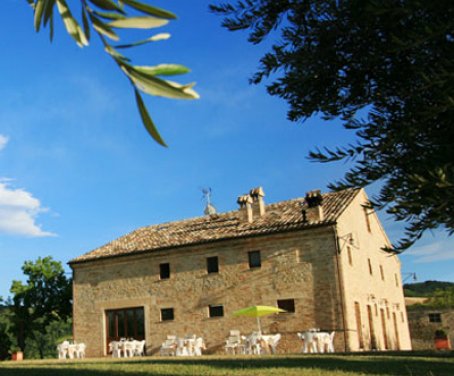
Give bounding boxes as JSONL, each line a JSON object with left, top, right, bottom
{"left": 428, "top": 287, "right": 454, "bottom": 309}
{"left": 10, "top": 256, "right": 72, "bottom": 356}
{"left": 0, "top": 305, "right": 14, "bottom": 360}
{"left": 404, "top": 280, "right": 454, "bottom": 298}
{"left": 210, "top": 0, "right": 454, "bottom": 251}
{"left": 25, "top": 0, "right": 199, "bottom": 146}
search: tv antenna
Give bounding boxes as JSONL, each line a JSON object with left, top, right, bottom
{"left": 201, "top": 187, "right": 217, "bottom": 215}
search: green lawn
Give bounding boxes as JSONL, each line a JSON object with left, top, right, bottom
{"left": 0, "top": 353, "right": 453, "bottom": 376}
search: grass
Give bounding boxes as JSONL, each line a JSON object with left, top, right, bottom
{"left": 0, "top": 352, "right": 453, "bottom": 376}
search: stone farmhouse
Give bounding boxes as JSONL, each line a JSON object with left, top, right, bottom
{"left": 405, "top": 298, "right": 454, "bottom": 350}
{"left": 69, "top": 187, "right": 411, "bottom": 357}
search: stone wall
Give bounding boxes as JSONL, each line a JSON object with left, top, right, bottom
{"left": 407, "top": 307, "right": 454, "bottom": 350}
{"left": 335, "top": 189, "right": 412, "bottom": 351}
{"left": 72, "top": 226, "right": 345, "bottom": 357}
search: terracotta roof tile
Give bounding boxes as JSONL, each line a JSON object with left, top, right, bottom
{"left": 70, "top": 188, "right": 359, "bottom": 264}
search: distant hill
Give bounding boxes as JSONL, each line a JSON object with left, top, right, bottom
{"left": 404, "top": 280, "right": 454, "bottom": 297}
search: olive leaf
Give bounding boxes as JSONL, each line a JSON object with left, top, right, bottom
{"left": 25, "top": 0, "right": 198, "bottom": 146}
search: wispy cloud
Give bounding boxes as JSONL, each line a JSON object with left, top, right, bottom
{"left": 409, "top": 240, "right": 454, "bottom": 263}
{"left": 0, "top": 182, "right": 55, "bottom": 237}
{"left": 0, "top": 135, "right": 8, "bottom": 151}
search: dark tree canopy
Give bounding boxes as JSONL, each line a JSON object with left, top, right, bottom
{"left": 211, "top": 0, "right": 454, "bottom": 251}
{"left": 10, "top": 256, "right": 72, "bottom": 355}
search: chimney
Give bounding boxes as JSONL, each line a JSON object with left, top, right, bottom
{"left": 249, "top": 187, "right": 266, "bottom": 218}
{"left": 237, "top": 194, "right": 253, "bottom": 223}
{"left": 304, "top": 190, "right": 324, "bottom": 222}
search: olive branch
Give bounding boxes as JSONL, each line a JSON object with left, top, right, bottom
{"left": 27, "top": 0, "right": 199, "bottom": 147}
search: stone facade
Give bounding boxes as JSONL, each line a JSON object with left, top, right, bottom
{"left": 335, "top": 190, "right": 411, "bottom": 351}
{"left": 406, "top": 306, "right": 454, "bottom": 350}
{"left": 70, "top": 188, "right": 411, "bottom": 357}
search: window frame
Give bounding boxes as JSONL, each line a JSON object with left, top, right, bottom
{"left": 160, "top": 307, "right": 175, "bottom": 322}
{"left": 277, "top": 299, "right": 296, "bottom": 313}
{"left": 248, "top": 250, "right": 262, "bottom": 269}
{"left": 428, "top": 313, "right": 442, "bottom": 323}
{"left": 159, "top": 262, "right": 170, "bottom": 280}
{"left": 208, "top": 304, "right": 224, "bottom": 318}
{"left": 206, "top": 256, "right": 219, "bottom": 274}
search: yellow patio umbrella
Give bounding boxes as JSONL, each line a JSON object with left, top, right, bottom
{"left": 233, "top": 305, "right": 286, "bottom": 333}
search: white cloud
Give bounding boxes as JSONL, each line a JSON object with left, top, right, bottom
{"left": 0, "top": 182, "right": 55, "bottom": 237}
{"left": 409, "top": 240, "right": 454, "bottom": 263}
{"left": 0, "top": 135, "right": 8, "bottom": 151}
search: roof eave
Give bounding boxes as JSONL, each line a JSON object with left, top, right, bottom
{"left": 68, "top": 220, "right": 337, "bottom": 267}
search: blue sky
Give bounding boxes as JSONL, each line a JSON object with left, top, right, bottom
{"left": 0, "top": 1, "right": 453, "bottom": 298}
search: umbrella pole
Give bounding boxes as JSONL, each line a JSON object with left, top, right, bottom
{"left": 257, "top": 316, "right": 262, "bottom": 334}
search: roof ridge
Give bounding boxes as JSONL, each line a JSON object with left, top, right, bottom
{"left": 70, "top": 188, "right": 360, "bottom": 265}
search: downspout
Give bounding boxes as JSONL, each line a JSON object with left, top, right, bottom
{"left": 333, "top": 225, "right": 349, "bottom": 352}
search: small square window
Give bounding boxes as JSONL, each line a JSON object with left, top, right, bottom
{"left": 380, "top": 265, "right": 385, "bottom": 281}
{"left": 207, "top": 256, "right": 219, "bottom": 274}
{"left": 368, "top": 259, "right": 373, "bottom": 276}
{"left": 429, "top": 313, "right": 442, "bottom": 323}
{"left": 208, "top": 304, "right": 224, "bottom": 318}
{"left": 160, "top": 263, "right": 170, "bottom": 280}
{"left": 248, "top": 251, "right": 261, "bottom": 268}
{"left": 277, "top": 299, "right": 295, "bottom": 313}
{"left": 161, "top": 308, "right": 174, "bottom": 321}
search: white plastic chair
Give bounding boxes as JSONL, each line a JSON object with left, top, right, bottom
{"left": 160, "top": 336, "right": 177, "bottom": 356}
{"left": 123, "top": 340, "right": 135, "bottom": 357}
{"left": 224, "top": 330, "right": 242, "bottom": 354}
{"left": 194, "top": 337, "right": 206, "bottom": 356}
{"left": 110, "top": 341, "right": 122, "bottom": 358}
{"left": 67, "top": 344, "right": 77, "bottom": 359}
{"left": 317, "top": 331, "right": 335, "bottom": 353}
{"left": 297, "top": 331, "right": 318, "bottom": 353}
{"left": 244, "top": 332, "right": 261, "bottom": 355}
{"left": 75, "top": 343, "right": 86, "bottom": 358}
{"left": 134, "top": 340, "right": 146, "bottom": 356}
{"left": 176, "top": 338, "right": 187, "bottom": 356}
{"left": 57, "top": 341, "right": 69, "bottom": 359}
{"left": 261, "top": 333, "right": 281, "bottom": 354}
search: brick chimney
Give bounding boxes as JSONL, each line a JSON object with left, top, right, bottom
{"left": 303, "top": 190, "right": 324, "bottom": 222}
{"left": 250, "top": 187, "right": 266, "bottom": 218}
{"left": 237, "top": 194, "right": 253, "bottom": 223}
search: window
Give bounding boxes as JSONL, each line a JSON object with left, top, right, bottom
{"left": 208, "top": 304, "right": 224, "bottom": 318}
{"left": 394, "top": 273, "right": 399, "bottom": 287}
{"left": 363, "top": 206, "right": 372, "bottom": 233}
{"left": 277, "top": 299, "right": 295, "bottom": 313}
{"left": 380, "top": 265, "right": 385, "bottom": 281}
{"left": 354, "top": 302, "right": 364, "bottom": 349}
{"left": 429, "top": 313, "right": 442, "bottom": 323}
{"left": 160, "top": 263, "right": 170, "bottom": 280}
{"left": 207, "top": 256, "right": 219, "bottom": 274}
{"left": 347, "top": 246, "right": 353, "bottom": 266}
{"left": 161, "top": 308, "right": 174, "bottom": 321}
{"left": 368, "top": 259, "right": 373, "bottom": 276}
{"left": 248, "top": 250, "right": 261, "bottom": 268}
